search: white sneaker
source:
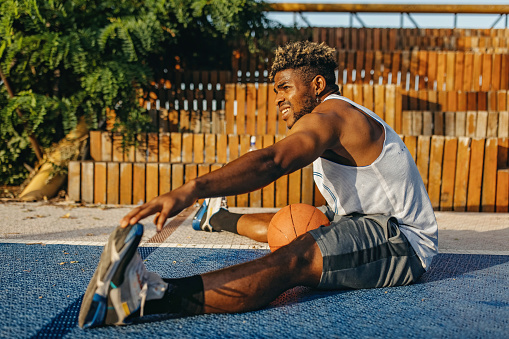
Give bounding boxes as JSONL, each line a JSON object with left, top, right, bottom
{"left": 79, "top": 223, "right": 167, "bottom": 328}
{"left": 192, "top": 197, "right": 228, "bottom": 232}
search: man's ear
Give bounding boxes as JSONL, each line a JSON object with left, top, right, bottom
{"left": 312, "top": 75, "right": 327, "bottom": 95}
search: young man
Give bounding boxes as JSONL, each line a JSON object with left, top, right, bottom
{"left": 79, "top": 41, "right": 438, "bottom": 328}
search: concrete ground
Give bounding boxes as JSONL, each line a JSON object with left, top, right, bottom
{"left": 1, "top": 201, "right": 508, "bottom": 255}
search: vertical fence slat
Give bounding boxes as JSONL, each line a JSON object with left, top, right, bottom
{"left": 106, "top": 162, "right": 119, "bottom": 205}
{"left": 466, "top": 138, "right": 485, "bottom": 212}
{"left": 481, "top": 138, "right": 498, "bottom": 212}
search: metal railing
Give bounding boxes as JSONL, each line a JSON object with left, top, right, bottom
{"left": 267, "top": 3, "right": 509, "bottom": 28}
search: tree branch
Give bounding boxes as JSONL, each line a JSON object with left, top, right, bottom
{"left": 0, "top": 68, "right": 44, "bottom": 162}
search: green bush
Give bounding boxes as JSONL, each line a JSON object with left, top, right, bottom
{"left": 0, "top": 0, "right": 273, "bottom": 185}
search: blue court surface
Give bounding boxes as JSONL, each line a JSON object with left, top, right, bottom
{"left": 1, "top": 242, "right": 508, "bottom": 338}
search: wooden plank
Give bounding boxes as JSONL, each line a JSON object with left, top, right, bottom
{"left": 472, "top": 52, "right": 482, "bottom": 91}
{"left": 454, "top": 52, "right": 464, "bottom": 91}
{"left": 491, "top": 53, "right": 502, "bottom": 91}
{"left": 112, "top": 133, "right": 124, "bottom": 162}
{"left": 475, "top": 111, "right": 488, "bottom": 138}
{"left": 436, "top": 52, "right": 446, "bottom": 91}
{"left": 267, "top": 87, "right": 277, "bottom": 135}
{"left": 225, "top": 84, "right": 235, "bottom": 134}
{"left": 159, "top": 163, "right": 171, "bottom": 196}
{"left": 409, "top": 50, "right": 418, "bottom": 91}
{"left": 81, "top": 162, "right": 94, "bottom": 204}
{"left": 275, "top": 135, "right": 288, "bottom": 207}
{"left": 427, "top": 51, "right": 437, "bottom": 90}
{"left": 499, "top": 111, "right": 509, "bottom": 138}
{"left": 181, "top": 133, "right": 193, "bottom": 163}
{"left": 440, "top": 137, "right": 457, "bottom": 211}
{"left": 158, "top": 133, "right": 170, "bottom": 162}
{"left": 262, "top": 135, "right": 275, "bottom": 207}
{"left": 119, "top": 163, "right": 133, "bottom": 205}
{"left": 373, "top": 85, "right": 385, "bottom": 121}
{"left": 204, "top": 133, "right": 216, "bottom": 164}
{"left": 67, "top": 161, "right": 81, "bottom": 202}
{"left": 257, "top": 83, "right": 268, "bottom": 135}
{"left": 445, "top": 52, "right": 455, "bottom": 91}
{"left": 455, "top": 111, "right": 466, "bottom": 136}
{"left": 101, "top": 132, "right": 112, "bottom": 162}
{"left": 418, "top": 50, "right": 427, "bottom": 89}
{"left": 428, "top": 136, "right": 445, "bottom": 209}
{"left": 434, "top": 111, "right": 444, "bottom": 136}
{"left": 487, "top": 112, "right": 499, "bottom": 137}
{"left": 463, "top": 52, "right": 474, "bottom": 91}
{"left": 466, "top": 111, "right": 477, "bottom": 137}
{"left": 192, "top": 134, "right": 204, "bottom": 163}
{"left": 288, "top": 169, "right": 302, "bottom": 205}
{"left": 422, "top": 111, "right": 433, "bottom": 136}
{"left": 482, "top": 138, "right": 498, "bottom": 212}
{"left": 216, "top": 134, "right": 228, "bottom": 164}
{"left": 228, "top": 134, "right": 240, "bottom": 162}
{"left": 184, "top": 164, "right": 198, "bottom": 185}
{"left": 170, "top": 132, "right": 182, "bottom": 162}
{"left": 146, "top": 133, "right": 158, "bottom": 162}
{"left": 89, "top": 131, "right": 102, "bottom": 161}
{"left": 249, "top": 136, "right": 263, "bottom": 207}
{"left": 246, "top": 83, "right": 257, "bottom": 135}
{"left": 496, "top": 169, "right": 509, "bottom": 212}
{"left": 481, "top": 53, "right": 492, "bottom": 92}
{"left": 466, "top": 138, "right": 485, "bottom": 212}
{"left": 444, "top": 112, "right": 455, "bottom": 136}
{"left": 363, "top": 85, "right": 374, "bottom": 112}
{"left": 135, "top": 133, "right": 147, "bottom": 162}
{"left": 133, "top": 163, "right": 146, "bottom": 205}
{"left": 404, "top": 135, "right": 417, "bottom": 162}
{"left": 416, "top": 136, "right": 431, "bottom": 191}
{"left": 413, "top": 111, "right": 423, "bottom": 136}
{"left": 145, "top": 163, "right": 159, "bottom": 202}
{"left": 385, "top": 85, "right": 396, "bottom": 129}
{"left": 501, "top": 54, "right": 509, "bottom": 90}
{"left": 301, "top": 165, "right": 314, "bottom": 205}
{"left": 402, "top": 111, "right": 413, "bottom": 135}
{"left": 171, "top": 163, "right": 184, "bottom": 191}
{"left": 453, "top": 137, "right": 470, "bottom": 211}
{"left": 236, "top": 84, "right": 246, "bottom": 134}
{"left": 106, "top": 162, "right": 119, "bottom": 205}
{"left": 236, "top": 135, "right": 251, "bottom": 207}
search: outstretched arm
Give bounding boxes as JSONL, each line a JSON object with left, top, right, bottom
{"left": 120, "top": 112, "right": 339, "bottom": 231}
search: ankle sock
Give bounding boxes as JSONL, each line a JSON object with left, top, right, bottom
{"left": 208, "top": 209, "right": 243, "bottom": 233}
{"left": 144, "top": 275, "right": 204, "bottom": 315}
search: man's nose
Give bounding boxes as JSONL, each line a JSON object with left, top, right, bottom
{"left": 275, "top": 92, "right": 284, "bottom": 107}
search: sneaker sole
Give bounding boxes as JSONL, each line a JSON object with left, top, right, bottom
{"left": 78, "top": 223, "right": 144, "bottom": 328}
{"left": 192, "top": 202, "right": 207, "bottom": 231}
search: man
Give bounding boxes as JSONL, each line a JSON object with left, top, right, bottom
{"left": 78, "top": 41, "right": 438, "bottom": 328}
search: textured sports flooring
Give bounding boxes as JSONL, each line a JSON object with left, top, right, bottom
{"left": 2, "top": 242, "right": 508, "bottom": 338}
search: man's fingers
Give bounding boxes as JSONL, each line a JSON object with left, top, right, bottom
{"left": 120, "top": 206, "right": 143, "bottom": 228}
{"left": 155, "top": 207, "right": 170, "bottom": 232}
{"left": 120, "top": 203, "right": 160, "bottom": 228}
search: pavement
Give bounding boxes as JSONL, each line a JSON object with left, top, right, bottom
{"left": 1, "top": 200, "right": 508, "bottom": 338}
{"left": 1, "top": 201, "right": 508, "bottom": 255}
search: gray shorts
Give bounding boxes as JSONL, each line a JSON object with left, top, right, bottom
{"left": 308, "top": 206, "right": 425, "bottom": 290}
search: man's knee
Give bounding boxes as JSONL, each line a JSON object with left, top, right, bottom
{"left": 273, "top": 233, "right": 323, "bottom": 286}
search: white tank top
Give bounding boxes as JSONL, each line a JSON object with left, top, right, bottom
{"left": 313, "top": 94, "right": 438, "bottom": 270}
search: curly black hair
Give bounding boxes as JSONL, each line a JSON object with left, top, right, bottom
{"left": 269, "top": 41, "right": 338, "bottom": 90}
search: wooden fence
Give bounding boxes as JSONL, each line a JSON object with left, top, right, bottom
{"left": 402, "top": 111, "right": 509, "bottom": 137}
{"left": 68, "top": 134, "right": 509, "bottom": 212}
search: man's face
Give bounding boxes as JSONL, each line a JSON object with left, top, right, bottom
{"left": 273, "top": 69, "right": 318, "bottom": 129}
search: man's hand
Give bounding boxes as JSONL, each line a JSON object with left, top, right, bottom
{"left": 119, "top": 184, "right": 197, "bottom": 232}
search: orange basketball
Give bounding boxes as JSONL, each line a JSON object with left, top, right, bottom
{"left": 267, "top": 203, "right": 330, "bottom": 252}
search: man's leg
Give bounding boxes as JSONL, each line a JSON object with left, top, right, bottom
{"left": 236, "top": 213, "right": 274, "bottom": 243}
{"left": 195, "top": 197, "right": 275, "bottom": 242}
{"left": 147, "top": 232, "right": 322, "bottom": 315}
